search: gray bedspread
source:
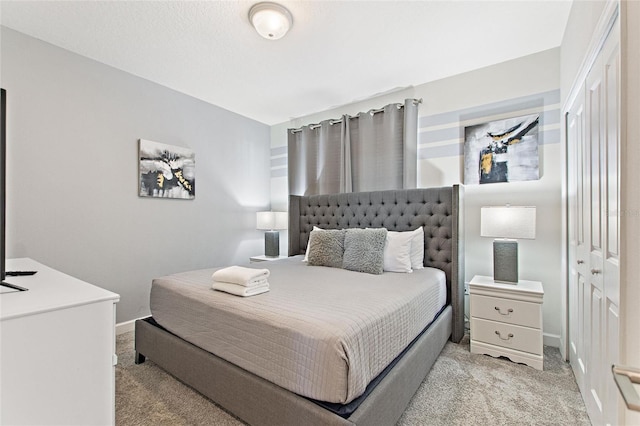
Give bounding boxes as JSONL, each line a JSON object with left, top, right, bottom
{"left": 150, "top": 256, "right": 446, "bottom": 404}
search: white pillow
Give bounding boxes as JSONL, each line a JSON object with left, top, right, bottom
{"left": 383, "top": 231, "right": 414, "bottom": 273}
{"left": 410, "top": 227, "right": 425, "bottom": 270}
{"left": 303, "top": 226, "right": 322, "bottom": 262}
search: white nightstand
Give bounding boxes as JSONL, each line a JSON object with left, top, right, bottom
{"left": 249, "top": 255, "right": 288, "bottom": 263}
{"left": 469, "top": 275, "right": 544, "bottom": 370}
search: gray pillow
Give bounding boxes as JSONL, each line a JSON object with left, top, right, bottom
{"left": 342, "top": 228, "right": 387, "bottom": 274}
{"left": 307, "top": 229, "right": 346, "bottom": 268}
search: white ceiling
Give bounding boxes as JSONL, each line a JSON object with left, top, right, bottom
{"left": 0, "top": 0, "right": 572, "bottom": 125}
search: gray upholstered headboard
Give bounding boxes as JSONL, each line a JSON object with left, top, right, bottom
{"left": 288, "top": 185, "right": 465, "bottom": 343}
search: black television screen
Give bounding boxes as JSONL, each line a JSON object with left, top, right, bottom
{"left": 1, "top": 89, "right": 29, "bottom": 291}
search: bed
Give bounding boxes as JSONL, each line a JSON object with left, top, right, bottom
{"left": 134, "top": 185, "right": 465, "bottom": 426}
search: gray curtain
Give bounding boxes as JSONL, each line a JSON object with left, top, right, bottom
{"left": 288, "top": 116, "right": 349, "bottom": 196}
{"left": 288, "top": 99, "right": 418, "bottom": 196}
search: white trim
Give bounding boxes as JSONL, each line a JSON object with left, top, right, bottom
{"left": 560, "top": 107, "right": 569, "bottom": 361}
{"left": 115, "top": 318, "right": 139, "bottom": 335}
{"left": 543, "top": 332, "right": 562, "bottom": 349}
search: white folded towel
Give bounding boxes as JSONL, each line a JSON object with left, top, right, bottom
{"left": 244, "top": 277, "right": 268, "bottom": 287}
{"left": 212, "top": 281, "right": 270, "bottom": 297}
{"left": 212, "top": 266, "right": 270, "bottom": 287}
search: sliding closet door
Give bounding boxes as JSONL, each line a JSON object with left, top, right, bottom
{"left": 567, "top": 18, "right": 620, "bottom": 426}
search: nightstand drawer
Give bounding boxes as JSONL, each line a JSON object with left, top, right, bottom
{"left": 470, "top": 294, "right": 541, "bottom": 328}
{"left": 471, "top": 318, "right": 542, "bottom": 355}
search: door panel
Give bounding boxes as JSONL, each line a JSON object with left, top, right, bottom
{"left": 566, "top": 85, "right": 588, "bottom": 390}
{"left": 604, "top": 37, "right": 620, "bottom": 308}
{"left": 589, "top": 285, "right": 603, "bottom": 422}
{"left": 604, "top": 302, "right": 620, "bottom": 426}
{"left": 602, "top": 28, "right": 621, "bottom": 426}
{"left": 567, "top": 85, "right": 588, "bottom": 393}
{"left": 587, "top": 72, "right": 604, "bottom": 285}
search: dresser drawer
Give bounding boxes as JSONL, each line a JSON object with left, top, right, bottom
{"left": 470, "top": 294, "right": 541, "bottom": 328}
{"left": 471, "top": 318, "right": 542, "bottom": 355}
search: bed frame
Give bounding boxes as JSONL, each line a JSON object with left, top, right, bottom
{"left": 135, "top": 185, "right": 464, "bottom": 426}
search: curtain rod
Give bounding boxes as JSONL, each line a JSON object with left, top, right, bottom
{"left": 289, "top": 98, "right": 422, "bottom": 134}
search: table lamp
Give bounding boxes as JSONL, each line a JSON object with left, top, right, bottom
{"left": 481, "top": 206, "right": 536, "bottom": 283}
{"left": 256, "top": 211, "right": 288, "bottom": 257}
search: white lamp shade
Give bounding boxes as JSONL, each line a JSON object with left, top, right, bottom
{"left": 249, "top": 2, "right": 293, "bottom": 40}
{"left": 256, "top": 211, "right": 288, "bottom": 230}
{"left": 481, "top": 206, "right": 536, "bottom": 239}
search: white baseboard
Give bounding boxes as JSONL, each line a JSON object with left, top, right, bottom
{"left": 115, "top": 319, "right": 137, "bottom": 335}
{"left": 543, "top": 332, "right": 561, "bottom": 348}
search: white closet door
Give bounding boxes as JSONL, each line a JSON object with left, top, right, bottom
{"left": 567, "top": 84, "right": 588, "bottom": 394}
{"left": 585, "top": 45, "right": 606, "bottom": 423}
{"left": 567, "top": 18, "right": 620, "bottom": 426}
{"left": 601, "top": 26, "right": 621, "bottom": 426}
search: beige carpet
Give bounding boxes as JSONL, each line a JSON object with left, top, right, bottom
{"left": 116, "top": 331, "right": 590, "bottom": 425}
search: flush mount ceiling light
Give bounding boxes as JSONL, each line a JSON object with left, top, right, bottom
{"left": 249, "top": 2, "right": 293, "bottom": 40}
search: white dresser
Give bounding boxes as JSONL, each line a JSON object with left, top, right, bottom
{"left": 0, "top": 258, "right": 120, "bottom": 425}
{"left": 469, "top": 275, "right": 544, "bottom": 370}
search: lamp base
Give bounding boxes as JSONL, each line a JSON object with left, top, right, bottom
{"left": 264, "top": 231, "right": 280, "bottom": 257}
{"left": 493, "top": 240, "right": 518, "bottom": 283}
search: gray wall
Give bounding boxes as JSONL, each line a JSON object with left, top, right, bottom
{"left": 270, "top": 48, "right": 564, "bottom": 347}
{"left": 1, "top": 28, "right": 271, "bottom": 323}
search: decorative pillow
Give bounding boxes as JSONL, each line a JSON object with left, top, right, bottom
{"left": 307, "top": 228, "right": 346, "bottom": 268}
{"left": 410, "top": 227, "right": 425, "bottom": 270}
{"left": 303, "top": 226, "right": 322, "bottom": 262}
{"left": 384, "top": 231, "right": 414, "bottom": 273}
{"left": 342, "top": 228, "right": 387, "bottom": 275}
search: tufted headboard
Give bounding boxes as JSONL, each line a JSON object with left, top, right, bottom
{"left": 288, "top": 185, "right": 465, "bottom": 343}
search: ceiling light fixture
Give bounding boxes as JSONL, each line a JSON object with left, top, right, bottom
{"left": 249, "top": 2, "right": 293, "bottom": 40}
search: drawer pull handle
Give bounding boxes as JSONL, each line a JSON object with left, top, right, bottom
{"left": 577, "top": 259, "right": 585, "bottom": 264}
{"left": 591, "top": 268, "right": 601, "bottom": 275}
{"left": 495, "top": 330, "right": 514, "bottom": 341}
{"left": 494, "top": 306, "right": 514, "bottom": 315}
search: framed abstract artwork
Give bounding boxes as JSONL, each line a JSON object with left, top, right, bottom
{"left": 463, "top": 113, "right": 540, "bottom": 185}
{"left": 139, "top": 139, "right": 195, "bottom": 199}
